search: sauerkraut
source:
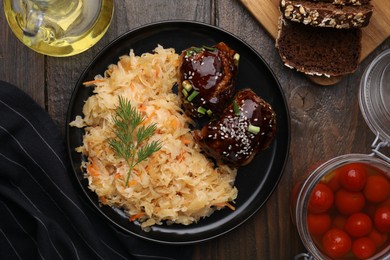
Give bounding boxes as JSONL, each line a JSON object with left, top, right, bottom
{"left": 70, "top": 46, "right": 238, "bottom": 229}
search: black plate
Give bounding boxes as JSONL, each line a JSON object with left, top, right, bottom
{"left": 66, "top": 20, "right": 290, "bottom": 245}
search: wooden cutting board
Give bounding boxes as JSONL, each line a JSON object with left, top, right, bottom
{"left": 240, "top": 0, "right": 390, "bottom": 85}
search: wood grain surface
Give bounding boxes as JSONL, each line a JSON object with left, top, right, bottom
{"left": 1, "top": 1, "right": 390, "bottom": 259}
{"left": 240, "top": 0, "right": 390, "bottom": 86}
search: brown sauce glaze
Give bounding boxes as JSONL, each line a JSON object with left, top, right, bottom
{"left": 181, "top": 50, "right": 222, "bottom": 91}
{"left": 193, "top": 88, "right": 277, "bottom": 167}
{"left": 178, "top": 42, "right": 238, "bottom": 118}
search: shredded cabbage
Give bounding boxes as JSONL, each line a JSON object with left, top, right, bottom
{"left": 70, "top": 46, "right": 238, "bottom": 229}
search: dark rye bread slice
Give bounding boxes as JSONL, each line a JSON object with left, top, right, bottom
{"left": 281, "top": 0, "right": 373, "bottom": 28}
{"left": 275, "top": 19, "right": 362, "bottom": 77}
{"left": 302, "top": 0, "right": 370, "bottom": 5}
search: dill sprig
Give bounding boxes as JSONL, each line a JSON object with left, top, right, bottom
{"left": 108, "top": 96, "right": 162, "bottom": 186}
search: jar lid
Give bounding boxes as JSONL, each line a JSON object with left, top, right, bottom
{"left": 359, "top": 49, "right": 390, "bottom": 142}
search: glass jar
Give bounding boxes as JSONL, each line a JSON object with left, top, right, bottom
{"left": 292, "top": 49, "right": 390, "bottom": 260}
{"left": 3, "top": 0, "right": 114, "bottom": 57}
{"left": 359, "top": 49, "right": 390, "bottom": 144}
{"left": 293, "top": 154, "right": 390, "bottom": 260}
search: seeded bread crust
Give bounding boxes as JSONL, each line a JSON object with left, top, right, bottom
{"left": 302, "top": 0, "right": 370, "bottom": 5}
{"left": 281, "top": 0, "right": 373, "bottom": 28}
{"left": 275, "top": 18, "right": 362, "bottom": 77}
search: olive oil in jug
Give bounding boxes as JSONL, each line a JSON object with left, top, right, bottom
{"left": 3, "top": 0, "right": 114, "bottom": 57}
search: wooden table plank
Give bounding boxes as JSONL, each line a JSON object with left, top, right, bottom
{"left": 0, "top": 4, "right": 45, "bottom": 108}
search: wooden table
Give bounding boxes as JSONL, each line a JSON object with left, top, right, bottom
{"left": 1, "top": 1, "right": 389, "bottom": 259}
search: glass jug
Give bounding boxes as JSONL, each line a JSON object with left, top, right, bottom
{"left": 3, "top": 0, "right": 114, "bottom": 57}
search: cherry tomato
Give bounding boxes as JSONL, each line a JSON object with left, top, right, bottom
{"left": 345, "top": 213, "right": 373, "bottom": 238}
{"left": 363, "top": 203, "right": 378, "bottom": 219}
{"left": 308, "top": 183, "right": 334, "bottom": 214}
{"left": 339, "top": 163, "right": 367, "bottom": 192}
{"left": 380, "top": 197, "right": 390, "bottom": 207}
{"left": 322, "top": 228, "right": 352, "bottom": 258}
{"left": 308, "top": 213, "right": 331, "bottom": 236}
{"left": 368, "top": 228, "right": 388, "bottom": 248}
{"left": 374, "top": 206, "right": 390, "bottom": 233}
{"left": 364, "top": 175, "right": 390, "bottom": 203}
{"left": 335, "top": 189, "right": 365, "bottom": 215}
{"left": 332, "top": 215, "right": 347, "bottom": 230}
{"left": 352, "top": 237, "right": 376, "bottom": 259}
{"left": 321, "top": 169, "right": 341, "bottom": 191}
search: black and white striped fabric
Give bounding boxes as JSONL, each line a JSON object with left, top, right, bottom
{"left": 0, "top": 81, "right": 192, "bottom": 260}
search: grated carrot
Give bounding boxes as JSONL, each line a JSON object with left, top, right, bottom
{"left": 171, "top": 118, "right": 178, "bottom": 129}
{"left": 180, "top": 137, "right": 192, "bottom": 145}
{"left": 87, "top": 163, "right": 100, "bottom": 176}
{"left": 127, "top": 179, "right": 138, "bottom": 186}
{"left": 129, "top": 212, "right": 145, "bottom": 222}
{"left": 132, "top": 169, "right": 141, "bottom": 176}
{"left": 177, "top": 149, "right": 187, "bottom": 162}
{"left": 83, "top": 79, "right": 105, "bottom": 85}
{"left": 154, "top": 63, "right": 161, "bottom": 77}
{"left": 99, "top": 196, "right": 107, "bottom": 204}
{"left": 129, "top": 82, "right": 135, "bottom": 90}
{"left": 138, "top": 103, "right": 147, "bottom": 111}
{"left": 141, "top": 111, "right": 156, "bottom": 125}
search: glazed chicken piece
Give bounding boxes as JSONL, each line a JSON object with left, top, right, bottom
{"left": 193, "top": 88, "right": 277, "bottom": 167}
{"left": 178, "top": 42, "right": 239, "bottom": 118}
